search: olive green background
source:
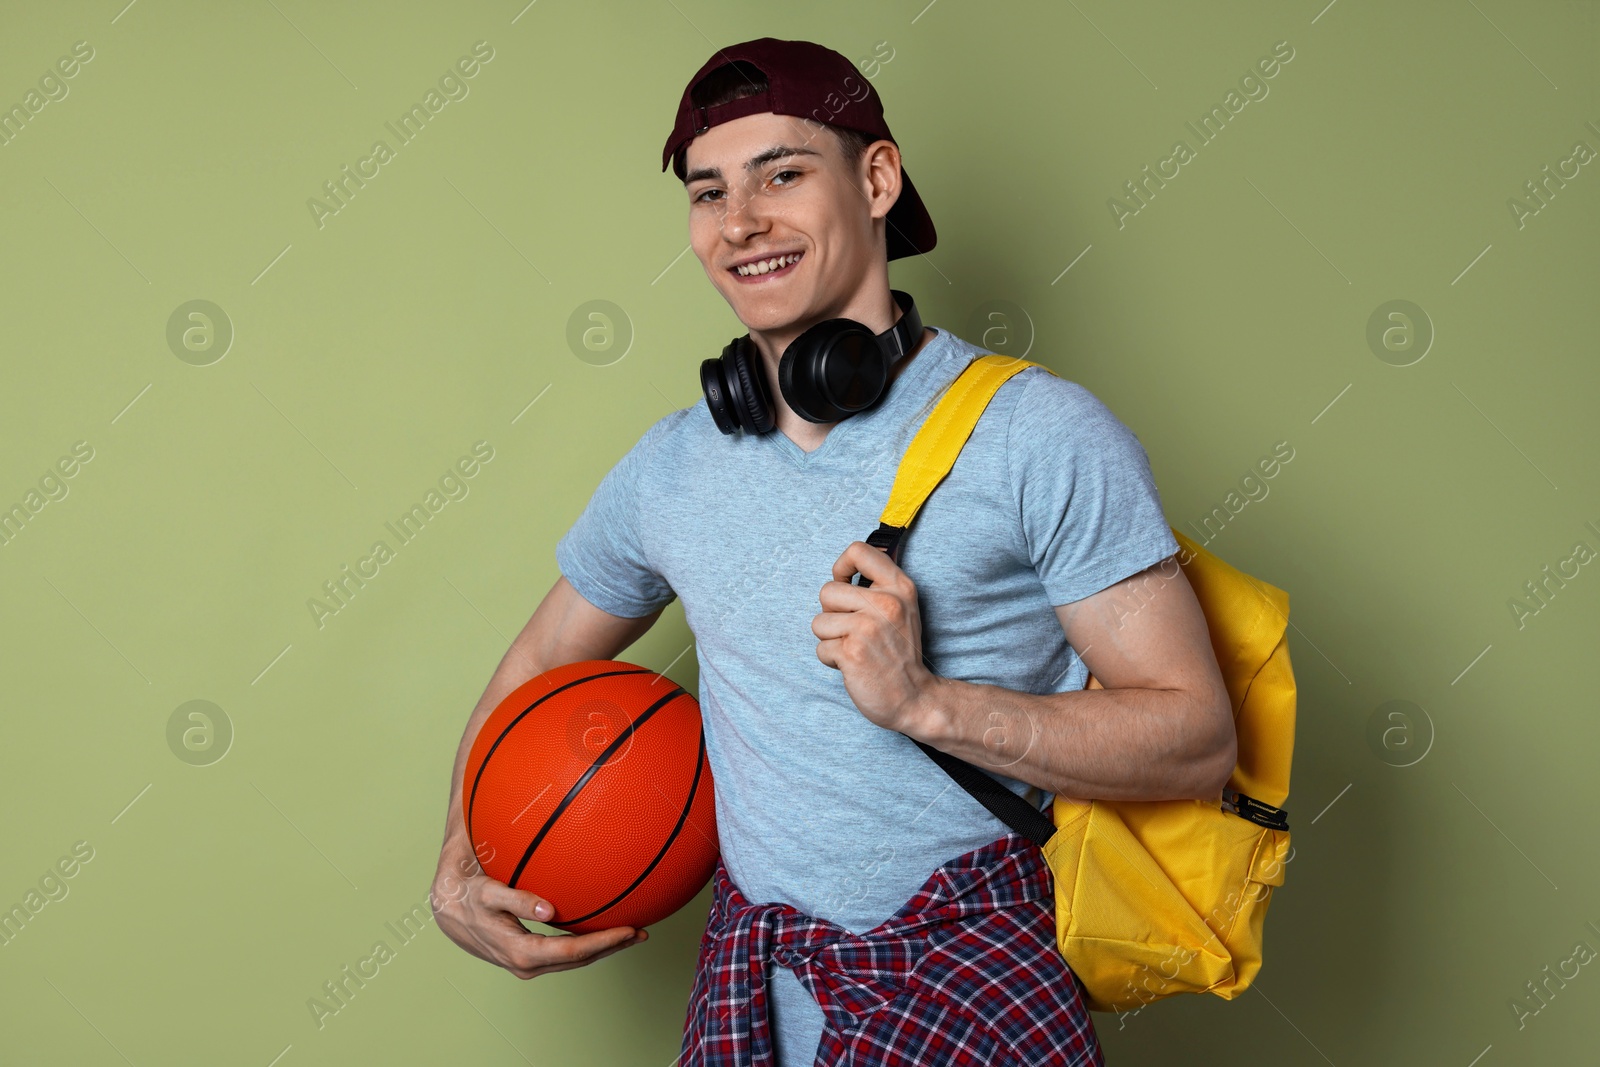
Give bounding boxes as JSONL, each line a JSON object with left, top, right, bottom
{"left": 1, "top": 1, "right": 1595, "bottom": 1064}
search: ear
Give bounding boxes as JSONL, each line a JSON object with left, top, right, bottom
{"left": 861, "top": 139, "right": 903, "bottom": 221}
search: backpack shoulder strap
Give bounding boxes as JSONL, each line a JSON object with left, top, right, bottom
{"left": 859, "top": 353, "right": 1060, "bottom": 847}
{"left": 859, "top": 355, "right": 1046, "bottom": 570}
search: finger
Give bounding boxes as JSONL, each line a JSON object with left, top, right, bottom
{"left": 521, "top": 925, "right": 640, "bottom": 969}
{"left": 830, "top": 540, "right": 874, "bottom": 583}
{"left": 832, "top": 540, "right": 901, "bottom": 585}
{"left": 583, "top": 931, "right": 648, "bottom": 963}
{"left": 815, "top": 636, "right": 844, "bottom": 669}
{"left": 817, "top": 578, "right": 868, "bottom": 614}
{"left": 508, "top": 927, "right": 640, "bottom": 979}
{"left": 585, "top": 927, "right": 649, "bottom": 958}
{"left": 836, "top": 583, "right": 913, "bottom": 648}
{"left": 520, "top": 932, "right": 645, "bottom": 979}
{"left": 523, "top": 946, "right": 636, "bottom": 978}
{"left": 480, "top": 879, "right": 557, "bottom": 923}
{"left": 830, "top": 542, "right": 863, "bottom": 584}
{"left": 810, "top": 608, "right": 855, "bottom": 641}
{"left": 820, "top": 576, "right": 909, "bottom": 616}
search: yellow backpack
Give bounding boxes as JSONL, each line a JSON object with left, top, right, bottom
{"left": 859, "top": 353, "right": 1296, "bottom": 1016}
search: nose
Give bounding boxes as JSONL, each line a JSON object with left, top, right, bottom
{"left": 718, "top": 177, "right": 768, "bottom": 244}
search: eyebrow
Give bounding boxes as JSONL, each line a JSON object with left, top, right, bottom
{"left": 683, "top": 144, "right": 823, "bottom": 186}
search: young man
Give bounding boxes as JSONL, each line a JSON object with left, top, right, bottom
{"left": 433, "top": 37, "right": 1235, "bottom": 1067}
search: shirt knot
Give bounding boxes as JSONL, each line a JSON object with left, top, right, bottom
{"left": 685, "top": 835, "right": 1057, "bottom": 1066}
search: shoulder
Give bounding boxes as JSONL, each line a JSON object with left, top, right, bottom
{"left": 930, "top": 332, "right": 1118, "bottom": 430}
{"left": 1002, "top": 366, "right": 1159, "bottom": 485}
{"left": 912, "top": 334, "right": 1137, "bottom": 458}
{"left": 640, "top": 403, "right": 696, "bottom": 447}
{"left": 1002, "top": 365, "right": 1146, "bottom": 453}
{"left": 623, "top": 403, "right": 701, "bottom": 466}
{"left": 1008, "top": 365, "right": 1121, "bottom": 425}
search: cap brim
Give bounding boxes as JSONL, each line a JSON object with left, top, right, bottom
{"left": 886, "top": 165, "right": 937, "bottom": 261}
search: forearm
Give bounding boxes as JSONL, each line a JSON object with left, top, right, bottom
{"left": 437, "top": 635, "right": 548, "bottom": 871}
{"left": 435, "top": 577, "right": 662, "bottom": 873}
{"left": 908, "top": 676, "right": 1234, "bottom": 802}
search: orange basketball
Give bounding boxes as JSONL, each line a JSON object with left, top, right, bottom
{"left": 462, "top": 660, "right": 718, "bottom": 933}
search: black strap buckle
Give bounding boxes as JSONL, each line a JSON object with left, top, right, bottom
{"left": 693, "top": 104, "right": 711, "bottom": 134}
{"left": 1221, "top": 787, "right": 1289, "bottom": 831}
{"left": 854, "top": 522, "right": 905, "bottom": 588}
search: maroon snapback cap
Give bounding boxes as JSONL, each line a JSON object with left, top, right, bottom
{"left": 662, "top": 37, "right": 936, "bottom": 261}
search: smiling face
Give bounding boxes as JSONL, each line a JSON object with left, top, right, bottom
{"left": 682, "top": 112, "right": 902, "bottom": 343}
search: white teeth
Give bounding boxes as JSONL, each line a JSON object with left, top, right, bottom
{"left": 737, "top": 253, "right": 801, "bottom": 276}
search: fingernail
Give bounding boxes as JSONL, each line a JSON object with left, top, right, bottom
{"left": 535, "top": 903, "right": 552, "bottom": 920}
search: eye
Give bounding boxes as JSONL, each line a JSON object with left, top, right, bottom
{"left": 692, "top": 168, "right": 801, "bottom": 204}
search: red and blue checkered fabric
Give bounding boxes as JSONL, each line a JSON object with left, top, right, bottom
{"left": 678, "top": 831, "right": 1104, "bottom": 1066}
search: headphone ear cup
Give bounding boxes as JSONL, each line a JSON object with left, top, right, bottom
{"left": 726, "top": 336, "right": 775, "bottom": 434}
{"left": 780, "top": 319, "right": 887, "bottom": 424}
{"left": 700, "top": 356, "right": 739, "bottom": 435}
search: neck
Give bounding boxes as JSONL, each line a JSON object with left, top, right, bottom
{"left": 766, "top": 322, "right": 935, "bottom": 454}
{"left": 746, "top": 272, "right": 900, "bottom": 363}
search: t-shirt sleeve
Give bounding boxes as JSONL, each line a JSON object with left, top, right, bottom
{"left": 554, "top": 416, "right": 678, "bottom": 619}
{"left": 1006, "top": 370, "right": 1179, "bottom": 607}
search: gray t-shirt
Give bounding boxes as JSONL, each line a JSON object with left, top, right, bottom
{"left": 555, "top": 325, "right": 1178, "bottom": 1064}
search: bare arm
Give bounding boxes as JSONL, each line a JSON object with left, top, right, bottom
{"left": 909, "top": 556, "right": 1236, "bottom": 802}
{"left": 431, "top": 574, "right": 667, "bottom": 979}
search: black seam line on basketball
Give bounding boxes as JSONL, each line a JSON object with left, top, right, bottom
{"left": 562, "top": 727, "right": 707, "bottom": 927}
{"left": 465, "top": 668, "right": 656, "bottom": 847}
{"left": 466, "top": 668, "right": 656, "bottom": 836}
{"left": 508, "top": 686, "right": 688, "bottom": 893}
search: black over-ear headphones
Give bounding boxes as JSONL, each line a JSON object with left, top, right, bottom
{"left": 700, "top": 289, "right": 924, "bottom": 436}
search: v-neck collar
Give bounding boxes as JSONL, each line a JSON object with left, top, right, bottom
{"left": 768, "top": 327, "right": 949, "bottom": 468}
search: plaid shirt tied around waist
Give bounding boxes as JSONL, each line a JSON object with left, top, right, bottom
{"left": 679, "top": 831, "right": 1104, "bottom": 1067}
